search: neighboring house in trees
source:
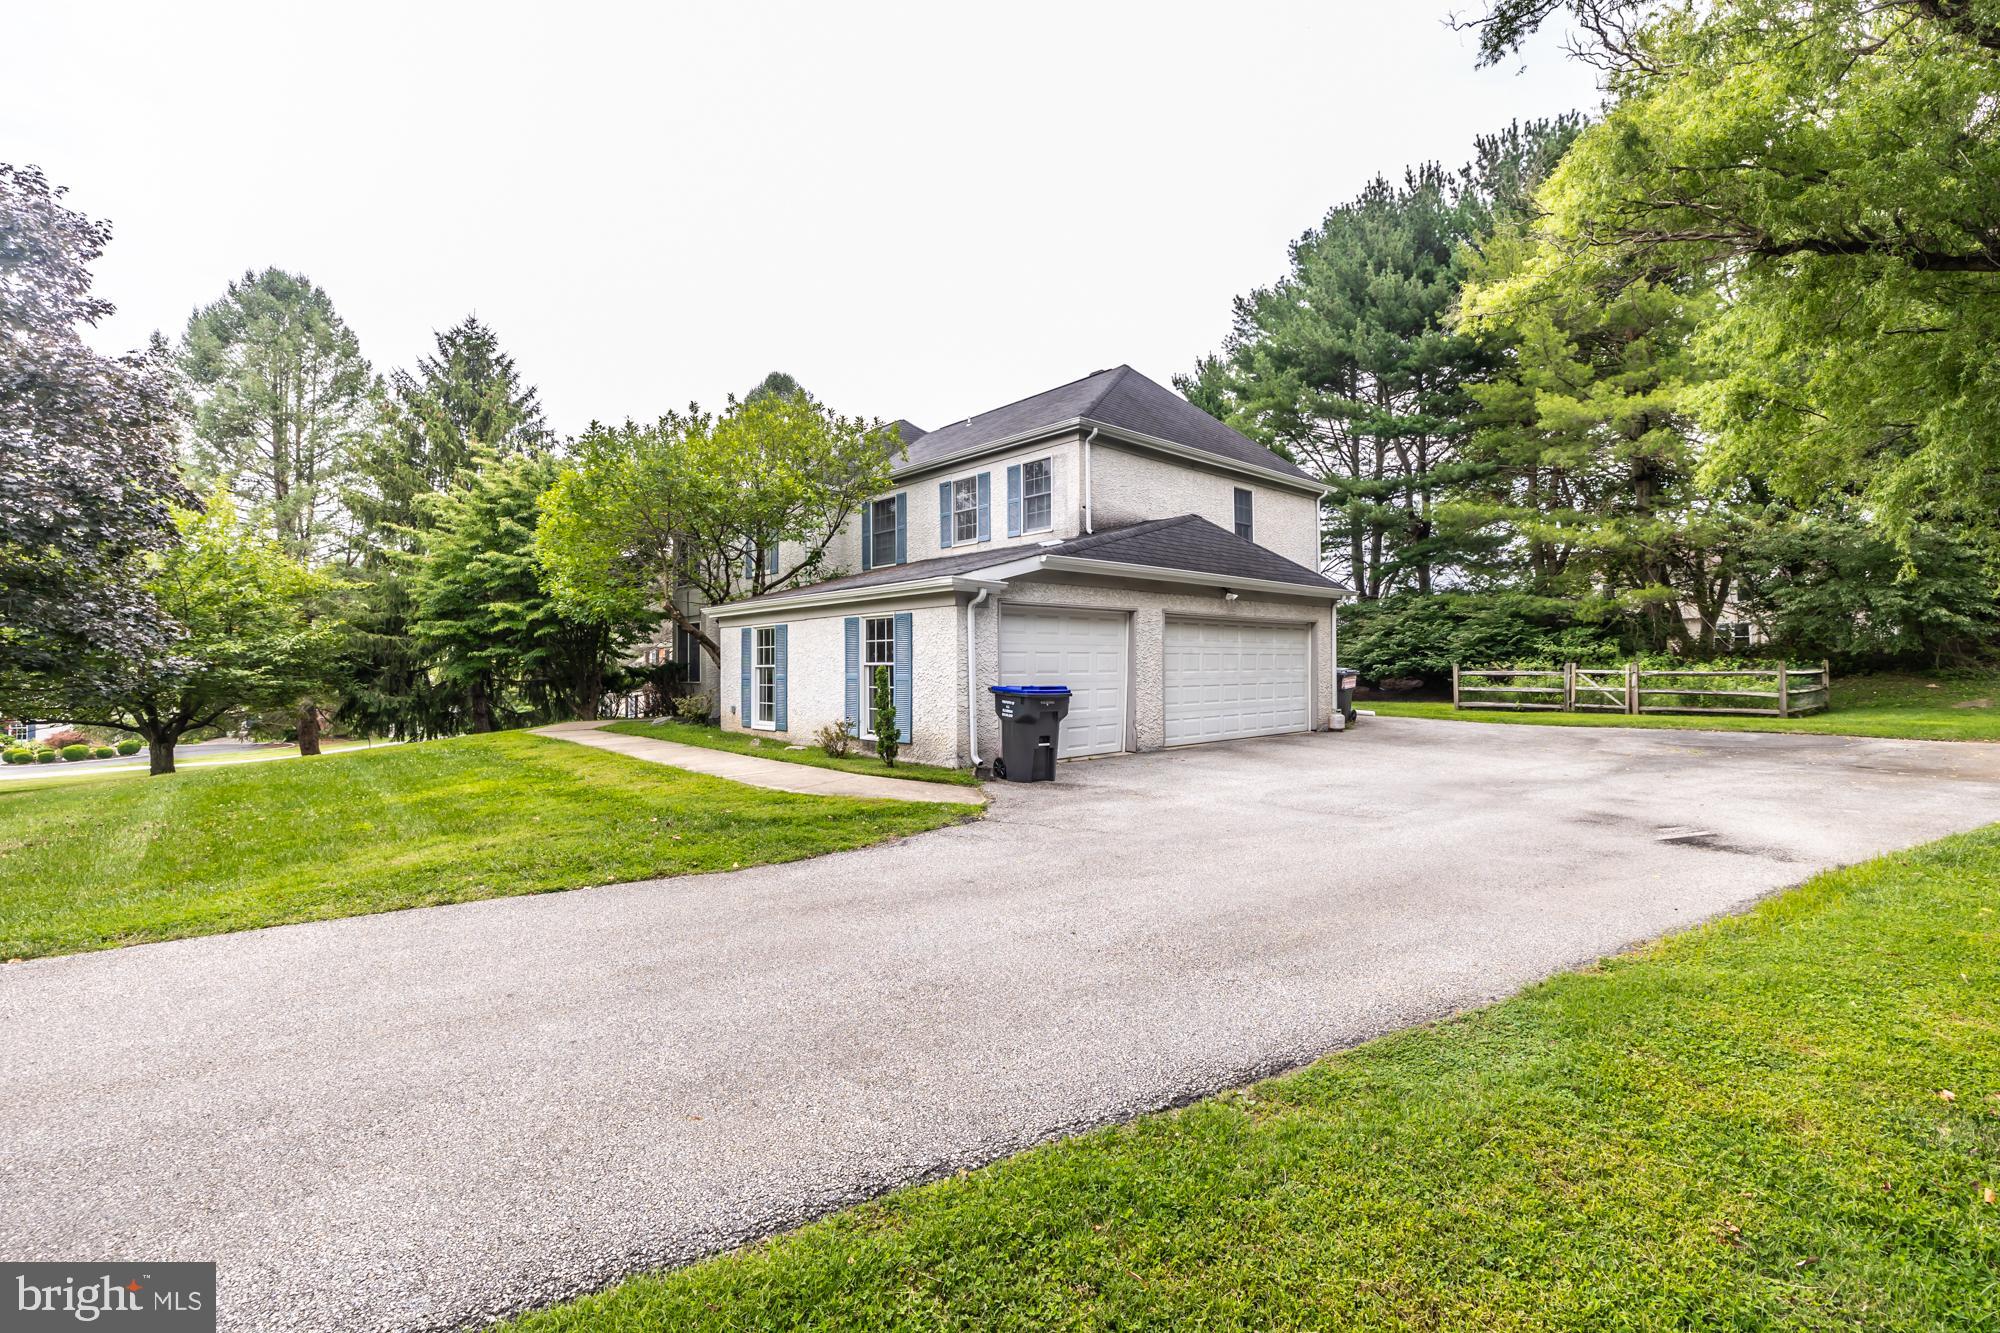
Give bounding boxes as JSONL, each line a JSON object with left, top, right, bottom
{"left": 706, "top": 366, "right": 1350, "bottom": 768}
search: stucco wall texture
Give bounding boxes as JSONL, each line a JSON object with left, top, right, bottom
{"left": 717, "top": 594, "right": 963, "bottom": 766}
{"left": 770, "top": 435, "right": 1086, "bottom": 582}
{"left": 1088, "top": 442, "right": 1320, "bottom": 569}
{"left": 719, "top": 574, "right": 1337, "bottom": 770}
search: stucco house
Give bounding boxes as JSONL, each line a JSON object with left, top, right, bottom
{"left": 706, "top": 365, "right": 1351, "bottom": 769}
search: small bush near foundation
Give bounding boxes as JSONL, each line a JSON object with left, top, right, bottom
{"left": 815, "top": 721, "right": 854, "bottom": 757}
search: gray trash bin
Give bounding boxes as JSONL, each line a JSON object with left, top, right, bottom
{"left": 988, "top": 685, "right": 1071, "bottom": 782}
{"left": 1337, "top": 669, "right": 1359, "bottom": 722}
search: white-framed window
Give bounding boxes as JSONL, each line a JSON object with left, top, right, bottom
{"left": 1717, "top": 621, "right": 1754, "bottom": 651}
{"left": 860, "top": 615, "right": 895, "bottom": 739}
{"left": 951, "top": 477, "right": 981, "bottom": 544}
{"left": 869, "top": 496, "right": 899, "bottom": 567}
{"left": 1233, "top": 487, "right": 1253, "bottom": 540}
{"left": 675, "top": 624, "right": 702, "bottom": 681}
{"left": 1021, "top": 457, "right": 1052, "bottom": 532}
{"left": 4, "top": 720, "right": 28, "bottom": 741}
{"left": 753, "top": 627, "right": 777, "bottom": 728}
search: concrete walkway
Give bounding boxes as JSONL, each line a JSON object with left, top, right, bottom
{"left": 533, "top": 719, "right": 985, "bottom": 805}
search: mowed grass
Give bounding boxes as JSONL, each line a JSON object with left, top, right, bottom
{"left": 603, "top": 719, "right": 984, "bottom": 786}
{"left": 1369, "top": 669, "right": 2000, "bottom": 742}
{"left": 506, "top": 825, "right": 2000, "bottom": 1332}
{"left": 0, "top": 731, "right": 976, "bottom": 959}
{"left": 0, "top": 741, "right": 369, "bottom": 794}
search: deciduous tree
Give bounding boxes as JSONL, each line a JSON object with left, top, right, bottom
{"left": 0, "top": 164, "right": 190, "bottom": 706}
{"left": 30, "top": 493, "right": 340, "bottom": 774}
{"left": 537, "top": 392, "right": 901, "bottom": 660}
{"left": 1468, "top": 0, "right": 2000, "bottom": 552}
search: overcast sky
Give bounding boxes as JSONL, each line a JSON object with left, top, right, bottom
{"left": 8, "top": 1, "right": 1600, "bottom": 437}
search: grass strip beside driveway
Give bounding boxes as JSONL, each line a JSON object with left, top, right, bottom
{"left": 505, "top": 824, "right": 2000, "bottom": 1332}
{"left": 1369, "top": 670, "right": 2000, "bottom": 742}
{"left": 602, "top": 720, "right": 983, "bottom": 786}
{"left": 0, "top": 731, "right": 976, "bottom": 960}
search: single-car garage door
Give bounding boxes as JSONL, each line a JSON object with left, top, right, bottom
{"left": 1164, "top": 619, "right": 1312, "bottom": 746}
{"left": 999, "top": 607, "right": 1128, "bottom": 757}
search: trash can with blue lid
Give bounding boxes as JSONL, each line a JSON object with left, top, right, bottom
{"left": 1337, "top": 669, "right": 1358, "bottom": 722}
{"left": 988, "top": 685, "right": 1071, "bottom": 782}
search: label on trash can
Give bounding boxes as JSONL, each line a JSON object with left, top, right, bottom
{"left": 997, "top": 698, "right": 1017, "bottom": 719}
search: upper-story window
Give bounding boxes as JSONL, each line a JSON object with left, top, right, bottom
{"left": 869, "top": 496, "right": 899, "bottom": 567}
{"left": 1021, "top": 458, "right": 1052, "bottom": 532}
{"left": 1233, "top": 487, "right": 1253, "bottom": 540}
{"left": 951, "top": 477, "right": 981, "bottom": 544}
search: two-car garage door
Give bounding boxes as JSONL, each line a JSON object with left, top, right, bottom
{"left": 1163, "top": 619, "right": 1311, "bottom": 746}
{"left": 999, "top": 606, "right": 1314, "bottom": 756}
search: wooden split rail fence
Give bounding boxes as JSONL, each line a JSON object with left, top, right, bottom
{"left": 1451, "top": 661, "right": 1832, "bottom": 718}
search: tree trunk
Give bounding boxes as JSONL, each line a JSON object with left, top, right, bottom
{"left": 147, "top": 735, "right": 176, "bottom": 776}
{"left": 297, "top": 702, "right": 322, "bottom": 756}
{"left": 469, "top": 677, "right": 493, "bottom": 733}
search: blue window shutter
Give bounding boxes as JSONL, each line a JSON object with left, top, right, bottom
{"left": 892, "top": 611, "right": 913, "bottom": 743}
{"left": 1006, "top": 464, "right": 1022, "bottom": 537}
{"left": 893, "top": 492, "right": 907, "bottom": 565}
{"left": 738, "top": 627, "right": 751, "bottom": 721}
{"left": 743, "top": 549, "right": 754, "bottom": 579}
{"left": 976, "top": 472, "right": 992, "bottom": 542}
{"left": 765, "top": 544, "right": 779, "bottom": 575}
{"left": 860, "top": 502, "right": 874, "bottom": 571}
{"left": 938, "top": 480, "right": 954, "bottom": 549}
{"left": 843, "top": 617, "right": 861, "bottom": 727}
{"left": 773, "top": 625, "right": 788, "bottom": 731}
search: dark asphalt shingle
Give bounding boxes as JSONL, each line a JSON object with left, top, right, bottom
{"left": 892, "top": 366, "right": 1315, "bottom": 484}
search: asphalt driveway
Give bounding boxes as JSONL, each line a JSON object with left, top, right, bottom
{"left": 8, "top": 717, "right": 2000, "bottom": 1331}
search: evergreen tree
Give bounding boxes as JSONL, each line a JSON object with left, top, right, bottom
{"left": 342, "top": 318, "right": 548, "bottom": 738}
{"left": 1180, "top": 119, "right": 1580, "bottom": 597}
{"left": 407, "top": 453, "right": 647, "bottom": 730}
{"left": 1454, "top": 238, "right": 1751, "bottom": 653}
{"left": 745, "top": 370, "right": 807, "bottom": 403}
{"left": 179, "top": 268, "right": 376, "bottom": 564}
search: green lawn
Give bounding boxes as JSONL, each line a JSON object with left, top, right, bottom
{"left": 506, "top": 824, "right": 2000, "bottom": 1332}
{"left": 1369, "top": 670, "right": 2000, "bottom": 742}
{"left": 0, "top": 731, "right": 976, "bottom": 960}
{"left": 603, "top": 719, "right": 984, "bottom": 786}
{"left": 0, "top": 740, "right": 371, "bottom": 793}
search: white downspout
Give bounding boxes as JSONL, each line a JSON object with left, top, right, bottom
{"left": 1081, "top": 426, "right": 1097, "bottom": 534}
{"left": 965, "top": 587, "right": 990, "bottom": 766}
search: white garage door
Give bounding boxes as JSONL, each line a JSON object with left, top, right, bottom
{"left": 1164, "top": 619, "right": 1312, "bottom": 746}
{"left": 998, "top": 607, "right": 1128, "bottom": 758}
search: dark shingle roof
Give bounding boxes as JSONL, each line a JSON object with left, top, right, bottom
{"left": 717, "top": 515, "right": 1348, "bottom": 610}
{"left": 1051, "top": 515, "right": 1346, "bottom": 591}
{"left": 891, "top": 366, "right": 1314, "bottom": 484}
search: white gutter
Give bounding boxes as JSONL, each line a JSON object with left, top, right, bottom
{"left": 1081, "top": 426, "right": 1097, "bottom": 534}
{"left": 964, "top": 586, "right": 991, "bottom": 765}
{"left": 709, "top": 576, "right": 964, "bottom": 619}
{"left": 1035, "top": 554, "right": 1354, "bottom": 601}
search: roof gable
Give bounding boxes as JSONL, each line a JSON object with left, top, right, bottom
{"left": 891, "top": 366, "right": 1312, "bottom": 484}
